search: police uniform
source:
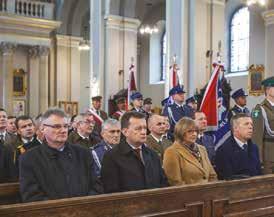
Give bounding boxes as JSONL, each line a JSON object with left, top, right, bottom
{"left": 252, "top": 76, "right": 274, "bottom": 174}
{"left": 228, "top": 88, "right": 250, "bottom": 121}
{"left": 162, "top": 85, "right": 194, "bottom": 140}
{"left": 130, "top": 92, "right": 149, "bottom": 118}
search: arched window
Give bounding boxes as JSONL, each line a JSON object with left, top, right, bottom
{"left": 160, "top": 31, "right": 166, "bottom": 81}
{"left": 230, "top": 7, "right": 250, "bottom": 73}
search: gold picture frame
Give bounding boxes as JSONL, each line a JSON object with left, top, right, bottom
{"left": 13, "top": 69, "right": 27, "bottom": 97}
{"left": 58, "top": 101, "right": 78, "bottom": 117}
{"left": 248, "top": 64, "right": 265, "bottom": 96}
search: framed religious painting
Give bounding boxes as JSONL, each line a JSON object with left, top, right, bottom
{"left": 58, "top": 101, "right": 78, "bottom": 117}
{"left": 13, "top": 100, "right": 25, "bottom": 116}
{"left": 13, "top": 69, "right": 27, "bottom": 96}
{"left": 248, "top": 64, "right": 265, "bottom": 96}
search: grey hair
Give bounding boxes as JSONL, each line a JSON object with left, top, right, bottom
{"left": 102, "top": 119, "right": 121, "bottom": 131}
{"left": 230, "top": 113, "right": 251, "bottom": 132}
{"left": 74, "top": 113, "right": 87, "bottom": 123}
{"left": 42, "top": 107, "right": 67, "bottom": 123}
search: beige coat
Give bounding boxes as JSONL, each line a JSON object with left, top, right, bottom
{"left": 163, "top": 142, "right": 217, "bottom": 186}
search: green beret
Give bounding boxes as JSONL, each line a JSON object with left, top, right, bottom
{"left": 261, "top": 76, "right": 274, "bottom": 87}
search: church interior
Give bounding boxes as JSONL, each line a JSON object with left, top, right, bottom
{"left": 1, "top": 0, "right": 274, "bottom": 217}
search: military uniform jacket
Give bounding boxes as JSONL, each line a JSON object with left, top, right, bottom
{"left": 145, "top": 135, "right": 172, "bottom": 162}
{"left": 228, "top": 105, "right": 250, "bottom": 121}
{"left": 67, "top": 131, "right": 100, "bottom": 148}
{"left": 90, "top": 141, "right": 113, "bottom": 177}
{"left": 101, "top": 140, "right": 169, "bottom": 193}
{"left": 19, "top": 142, "right": 97, "bottom": 202}
{"left": 252, "top": 99, "right": 274, "bottom": 163}
{"left": 162, "top": 103, "right": 193, "bottom": 140}
{"left": 215, "top": 136, "right": 261, "bottom": 180}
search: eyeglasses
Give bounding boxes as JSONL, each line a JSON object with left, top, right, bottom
{"left": 186, "top": 129, "right": 198, "bottom": 134}
{"left": 44, "top": 124, "right": 70, "bottom": 130}
{"left": 80, "top": 120, "right": 95, "bottom": 125}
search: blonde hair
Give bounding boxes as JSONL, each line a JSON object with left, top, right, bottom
{"left": 174, "top": 117, "right": 197, "bottom": 142}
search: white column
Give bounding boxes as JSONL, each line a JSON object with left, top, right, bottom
{"left": 262, "top": 9, "right": 274, "bottom": 77}
{"left": 165, "top": 0, "right": 186, "bottom": 97}
{"left": 104, "top": 15, "right": 140, "bottom": 109}
{"left": 0, "top": 42, "right": 17, "bottom": 114}
{"left": 38, "top": 46, "right": 50, "bottom": 113}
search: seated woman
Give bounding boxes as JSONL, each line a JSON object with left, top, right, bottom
{"left": 163, "top": 117, "right": 217, "bottom": 186}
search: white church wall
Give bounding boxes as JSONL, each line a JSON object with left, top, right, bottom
{"left": 80, "top": 51, "right": 91, "bottom": 111}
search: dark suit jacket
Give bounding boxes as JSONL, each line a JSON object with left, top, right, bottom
{"left": 19, "top": 142, "right": 97, "bottom": 202}
{"left": 146, "top": 135, "right": 172, "bottom": 162}
{"left": 215, "top": 136, "right": 261, "bottom": 180}
{"left": 0, "top": 143, "right": 17, "bottom": 183}
{"left": 196, "top": 133, "right": 215, "bottom": 165}
{"left": 101, "top": 140, "right": 169, "bottom": 193}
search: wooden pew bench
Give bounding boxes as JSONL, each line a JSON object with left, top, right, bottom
{"left": 1, "top": 175, "right": 274, "bottom": 217}
{"left": 0, "top": 183, "right": 20, "bottom": 205}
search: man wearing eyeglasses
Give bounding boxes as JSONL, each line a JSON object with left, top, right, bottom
{"left": 68, "top": 113, "right": 100, "bottom": 148}
{"left": 101, "top": 111, "right": 169, "bottom": 193}
{"left": 19, "top": 108, "right": 98, "bottom": 202}
{"left": 91, "top": 119, "right": 121, "bottom": 178}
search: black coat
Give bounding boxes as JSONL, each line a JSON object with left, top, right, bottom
{"left": 0, "top": 143, "right": 17, "bottom": 183}
{"left": 101, "top": 140, "right": 169, "bottom": 193}
{"left": 19, "top": 142, "right": 98, "bottom": 202}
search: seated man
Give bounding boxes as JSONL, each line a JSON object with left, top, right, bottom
{"left": 146, "top": 114, "right": 172, "bottom": 162}
{"left": 91, "top": 119, "right": 121, "bottom": 177}
{"left": 194, "top": 111, "right": 215, "bottom": 164}
{"left": 215, "top": 113, "right": 261, "bottom": 180}
{"left": 101, "top": 111, "right": 169, "bottom": 193}
{"left": 68, "top": 113, "right": 100, "bottom": 148}
{"left": 20, "top": 108, "right": 98, "bottom": 202}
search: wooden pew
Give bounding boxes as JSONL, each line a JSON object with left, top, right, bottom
{"left": 0, "top": 183, "right": 20, "bottom": 205}
{"left": 1, "top": 175, "right": 274, "bottom": 217}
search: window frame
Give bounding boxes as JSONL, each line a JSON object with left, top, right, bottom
{"left": 160, "top": 30, "right": 166, "bottom": 81}
{"left": 229, "top": 6, "right": 250, "bottom": 74}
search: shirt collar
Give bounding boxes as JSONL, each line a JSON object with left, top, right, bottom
{"left": 77, "top": 132, "right": 89, "bottom": 140}
{"left": 175, "top": 102, "right": 184, "bottom": 107}
{"left": 266, "top": 98, "right": 274, "bottom": 106}
{"left": 234, "top": 136, "right": 247, "bottom": 149}
{"left": 0, "top": 131, "right": 6, "bottom": 138}
{"left": 128, "top": 143, "right": 143, "bottom": 150}
{"left": 150, "top": 134, "right": 163, "bottom": 143}
{"left": 22, "top": 137, "right": 34, "bottom": 144}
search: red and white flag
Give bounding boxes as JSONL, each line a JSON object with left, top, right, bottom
{"left": 88, "top": 109, "right": 104, "bottom": 125}
{"left": 169, "top": 63, "right": 180, "bottom": 88}
{"left": 200, "top": 63, "right": 223, "bottom": 129}
{"left": 127, "top": 63, "right": 137, "bottom": 110}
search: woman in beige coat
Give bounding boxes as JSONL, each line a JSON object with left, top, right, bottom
{"left": 163, "top": 117, "right": 217, "bottom": 186}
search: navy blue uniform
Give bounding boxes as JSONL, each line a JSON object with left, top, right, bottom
{"left": 90, "top": 141, "right": 112, "bottom": 178}
{"left": 163, "top": 103, "right": 193, "bottom": 140}
{"left": 228, "top": 105, "right": 250, "bottom": 121}
{"left": 215, "top": 136, "right": 261, "bottom": 180}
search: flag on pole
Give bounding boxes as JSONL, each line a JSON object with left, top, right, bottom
{"left": 200, "top": 63, "right": 223, "bottom": 130}
{"left": 88, "top": 109, "right": 104, "bottom": 126}
{"left": 127, "top": 61, "right": 137, "bottom": 110}
{"left": 169, "top": 63, "right": 180, "bottom": 88}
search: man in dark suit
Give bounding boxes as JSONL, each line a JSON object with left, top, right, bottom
{"left": 68, "top": 113, "right": 100, "bottom": 148}
{"left": 146, "top": 114, "right": 172, "bottom": 162}
{"left": 215, "top": 113, "right": 261, "bottom": 180}
{"left": 19, "top": 108, "right": 98, "bottom": 202}
{"left": 101, "top": 111, "right": 169, "bottom": 193}
{"left": 228, "top": 88, "right": 250, "bottom": 121}
{"left": 0, "top": 140, "right": 16, "bottom": 183}
{"left": 91, "top": 119, "right": 121, "bottom": 177}
{"left": 162, "top": 85, "right": 193, "bottom": 140}
{"left": 194, "top": 111, "right": 216, "bottom": 164}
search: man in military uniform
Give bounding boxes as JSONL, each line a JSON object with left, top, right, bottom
{"left": 228, "top": 88, "right": 250, "bottom": 121}
{"left": 252, "top": 76, "right": 274, "bottom": 174}
{"left": 90, "top": 119, "right": 121, "bottom": 178}
{"left": 162, "top": 85, "right": 193, "bottom": 140}
{"left": 111, "top": 97, "right": 126, "bottom": 120}
{"left": 185, "top": 96, "right": 198, "bottom": 113}
{"left": 143, "top": 98, "right": 153, "bottom": 115}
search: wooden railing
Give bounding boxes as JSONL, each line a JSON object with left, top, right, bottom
{"left": 0, "top": 0, "right": 54, "bottom": 20}
{"left": 2, "top": 175, "right": 274, "bottom": 217}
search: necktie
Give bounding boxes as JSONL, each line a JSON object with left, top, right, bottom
{"left": 0, "top": 134, "right": 4, "bottom": 144}
{"left": 243, "top": 144, "right": 248, "bottom": 152}
{"left": 134, "top": 148, "right": 143, "bottom": 163}
{"left": 96, "top": 110, "right": 100, "bottom": 115}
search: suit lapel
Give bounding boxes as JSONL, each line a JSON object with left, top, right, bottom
{"left": 173, "top": 142, "right": 206, "bottom": 175}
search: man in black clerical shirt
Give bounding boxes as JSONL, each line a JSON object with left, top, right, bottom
{"left": 19, "top": 108, "right": 98, "bottom": 202}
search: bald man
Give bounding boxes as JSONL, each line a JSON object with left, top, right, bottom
{"left": 146, "top": 114, "right": 172, "bottom": 162}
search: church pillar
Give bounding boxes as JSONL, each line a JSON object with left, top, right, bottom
{"left": 38, "top": 46, "right": 50, "bottom": 113}
{"left": 0, "top": 42, "right": 17, "bottom": 114}
{"left": 165, "top": 0, "right": 186, "bottom": 96}
{"left": 262, "top": 9, "right": 274, "bottom": 77}
{"left": 104, "top": 15, "right": 140, "bottom": 110}
{"left": 28, "top": 46, "right": 40, "bottom": 117}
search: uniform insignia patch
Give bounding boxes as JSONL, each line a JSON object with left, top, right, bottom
{"left": 252, "top": 110, "right": 260, "bottom": 118}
